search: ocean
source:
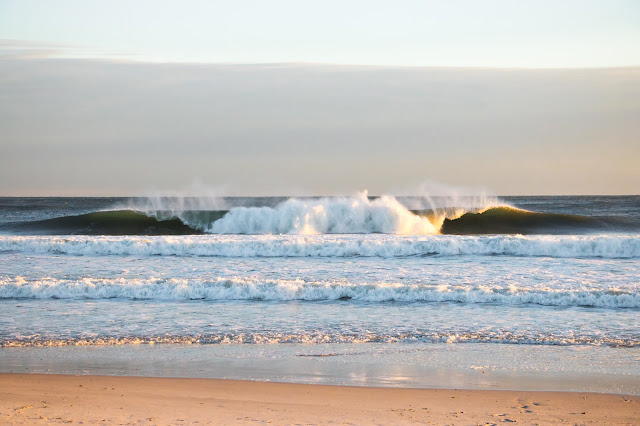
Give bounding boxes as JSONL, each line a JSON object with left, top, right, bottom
{"left": 1, "top": 194, "right": 639, "bottom": 394}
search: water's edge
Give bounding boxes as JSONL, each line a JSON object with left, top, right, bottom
{"left": 1, "top": 343, "right": 637, "bottom": 395}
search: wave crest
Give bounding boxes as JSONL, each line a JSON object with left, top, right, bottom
{"left": 206, "top": 192, "right": 440, "bottom": 234}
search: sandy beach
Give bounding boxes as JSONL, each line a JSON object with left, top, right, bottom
{"left": 1, "top": 374, "right": 638, "bottom": 425}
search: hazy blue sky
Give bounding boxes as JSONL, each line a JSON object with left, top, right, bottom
{"left": 0, "top": 1, "right": 638, "bottom": 195}
{"left": 1, "top": 0, "right": 639, "bottom": 67}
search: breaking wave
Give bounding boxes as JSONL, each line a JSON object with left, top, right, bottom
{"left": 1, "top": 193, "right": 445, "bottom": 235}
{"left": 0, "top": 234, "right": 638, "bottom": 258}
{"left": 2, "top": 198, "right": 637, "bottom": 237}
{"left": 204, "top": 194, "right": 441, "bottom": 234}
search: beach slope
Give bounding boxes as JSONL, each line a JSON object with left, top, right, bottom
{"left": 1, "top": 374, "right": 638, "bottom": 424}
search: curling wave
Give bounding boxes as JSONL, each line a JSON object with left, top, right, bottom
{"left": 441, "top": 207, "right": 622, "bottom": 234}
{"left": 1, "top": 210, "right": 204, "bottom": 235}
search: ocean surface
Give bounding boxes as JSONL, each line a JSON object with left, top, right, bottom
{"left": 1, "top": 194, "right": 639, "bottom": 393}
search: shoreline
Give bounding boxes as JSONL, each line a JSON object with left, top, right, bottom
{"left": 1, "top": 373, "right": 638, "bottom": 424}
{"left": 3, "top": 342, "right": 638, "bottom": 396}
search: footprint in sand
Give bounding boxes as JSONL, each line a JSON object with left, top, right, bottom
{"left": 492, "top": 414, "right": 517, "bottom": 422}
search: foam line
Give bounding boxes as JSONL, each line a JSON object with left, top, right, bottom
{"left": 1, "top": 276, "right": 638, "bottom": 307}
{"left": 1, "top": 331, "right": 636, "bottom": 348}
{"left": 0, "top": 234, "right": 638, "bottom": 258}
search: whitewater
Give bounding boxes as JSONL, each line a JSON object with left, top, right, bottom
{"left": 1, "top": 234, "right": 639, "bottom": 258}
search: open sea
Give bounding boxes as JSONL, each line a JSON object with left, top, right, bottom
{"left": 1, "top": 194, "right": 639, "bottom": 394}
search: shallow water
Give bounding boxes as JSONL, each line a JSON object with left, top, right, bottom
{"left": 2, "top": 343, "right": 638, "bottom": 395}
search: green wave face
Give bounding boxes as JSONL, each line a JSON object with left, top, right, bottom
{"left": 5, "top": 210, "right": 205, "bottom": 235}
{"left": 440, "top": 207, "right": 597, "bottom": 235}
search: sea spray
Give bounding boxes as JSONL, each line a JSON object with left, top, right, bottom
{"left": 128, "top": 181, "right": 229, "bottom": 230}
{"left": 394, "top": 181, "right": 506, "bottom": 220}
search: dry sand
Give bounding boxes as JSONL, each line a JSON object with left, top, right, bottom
{"left": 1, "top": 373, "right": 638, "bottom": 424}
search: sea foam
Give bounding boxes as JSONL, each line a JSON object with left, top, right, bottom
{"left": 0, "top": 234, "right": 638, "bottom": 258}
{"left": 1, "top": 276, "right": 638, "bottom": 308}
{"left": 2, "top": 331, "right": 636, "bottom": 348}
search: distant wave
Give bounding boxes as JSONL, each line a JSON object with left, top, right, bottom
{"left": 2, "top": 276, "right": 638, "bottom": 308}
{"left": 0, "top": 234, "right": 638, "bottom": 258}
{"left": 1, "top": 195, "right": 637, "bottom": 236}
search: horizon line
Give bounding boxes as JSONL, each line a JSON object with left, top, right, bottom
{"left": 5, "top": 57, "right": 640, "bottom": 72}
{"left": 0, "top": 193, "right": 638, "bottom": 198}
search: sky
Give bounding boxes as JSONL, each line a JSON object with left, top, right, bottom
{"left": 0, "top": 0, "right": 639, "bottom": 195}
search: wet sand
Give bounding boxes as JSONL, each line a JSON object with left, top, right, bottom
{"left": 1, "top": 373, "right": 638, "bottom": 424}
